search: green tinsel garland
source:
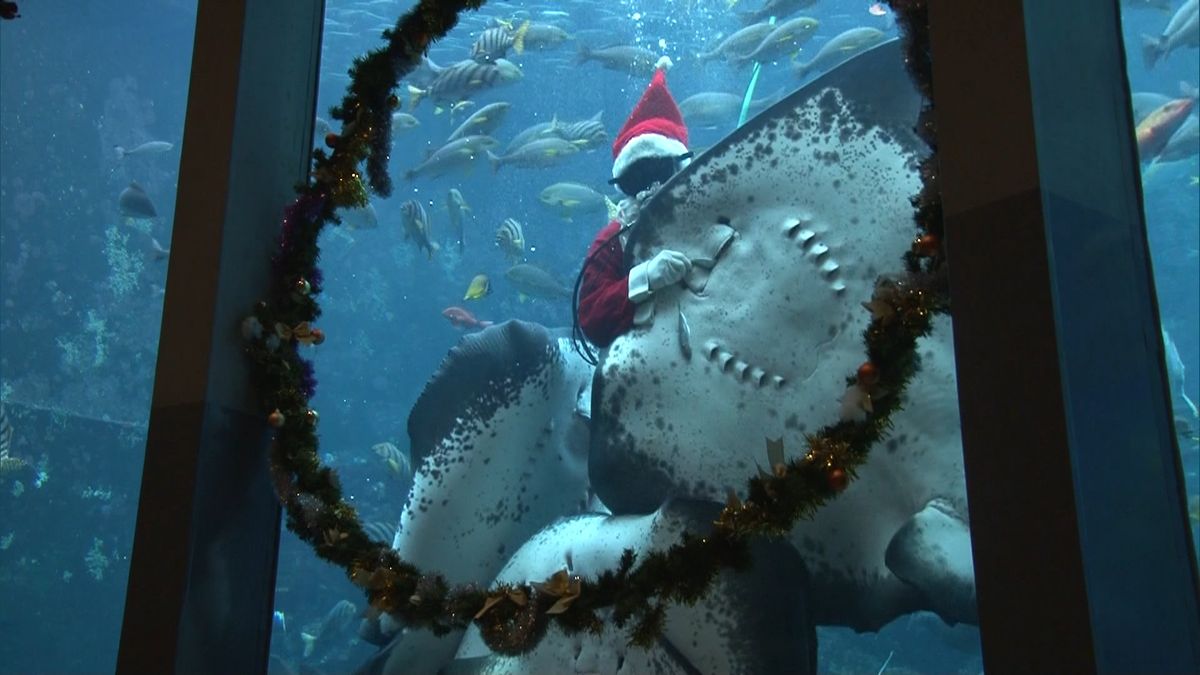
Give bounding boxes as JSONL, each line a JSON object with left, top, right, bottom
{"left": 243, "top": 0, "right": 947, "bottom": 656}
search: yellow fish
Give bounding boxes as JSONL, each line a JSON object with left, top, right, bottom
{"left": 464, "top": 274, "right": 491, "bottom": 300}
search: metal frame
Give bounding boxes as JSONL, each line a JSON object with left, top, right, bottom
{"left": 931, "top": 0, "right": 1200, "bottom": 670}
{"left": 115, "top": 0, "right": 1200, "bottom": 671}
{"left": 116, "top": 1, "right": 324, "bottom": 672}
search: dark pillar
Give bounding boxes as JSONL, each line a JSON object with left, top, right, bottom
{"left": 930, "top": 0, "right": 1200, "bottom": 671}
{"left": 117, "top": 1, "right": 324, "bottom": 672}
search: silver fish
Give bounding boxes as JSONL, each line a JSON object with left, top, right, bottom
{"left": 538, "top": 182, "right": 617, "bottom": 221}
{"left": 575, "top": 44, "right": 658, "bottom": 75}
{"left": 404, "top": 135, "right": 498, "bottom": 181}
{"left": 697, "top": 22, "right": 775, "bottom": 63}
{"left": 447, "top": 102, "right": 511, "bottom": 142}
{"left": 487, "top": 137, "right": 581, "bottom": 171}
{"left": 118, "top": 182, "right": 158, "bottom": 219}
{"left": 678, "top": 306, "right": 692, "bottom": 360}
{"left": 114, "top": 141, "right": 174, "bottom": 159}
{"left": 738, "top": 0, "right": 817, "bottom": 26}
{"left": 1142, "top": 0, "right": 1199, "bottom": 69}
{"left": 523, "top": 22, "right": 570, "bottom": 50}
{"left": 679, "top": 92, "right": 771, "bottom": 129}
{"left": 731, "top": 16, "right": 820, "bottom": 66}
{"left": 446, "top": 188, "right": 471, "bottom": 253}
{"left": 504, "top": 117, "right": 561, "bottom": 154}
{"left": 793, "top": 27, "right": 888, "bottom": 80}
{"left": 505, "top": 263, "right": 572, "bottom": 299}
{"left": 392, "top": 112, "right": 420, "bottom": 130}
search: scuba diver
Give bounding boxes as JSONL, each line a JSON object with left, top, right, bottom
{"left": 575, "top": 56, "right": 695, "bottom": 353}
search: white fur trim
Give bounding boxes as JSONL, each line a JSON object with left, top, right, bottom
{"left": 628, "top": 260, "right": 652, "bottom": 303}
{"left": 612, "top": 134, "right": 688, "bottom": 180}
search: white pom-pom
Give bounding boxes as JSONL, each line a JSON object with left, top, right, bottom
{"left": 655, "top": 55, "right": 673, "bottom": 71}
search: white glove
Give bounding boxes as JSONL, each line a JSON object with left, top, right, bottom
{"left": 629, "top": 249, "right": 691, "bottom": 303}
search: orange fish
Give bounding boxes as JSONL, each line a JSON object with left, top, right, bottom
{"left": 1136, "top": 97, "right": 1195, "bottom": 161}
{"left": 442, "top": 306, "right": 494, "bottom": 331}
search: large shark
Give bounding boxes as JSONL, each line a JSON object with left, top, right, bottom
{"left": 361, "top": 39, "right": 975, "bottom": 674}
{"left": 589, "top": 38, "right": 977, "bottom": 631}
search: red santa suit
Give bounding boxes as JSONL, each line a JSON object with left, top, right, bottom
{"left": 579, "top": 65, "right": 690, "bottom": 348}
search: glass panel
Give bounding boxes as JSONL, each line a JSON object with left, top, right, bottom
{"left": 1118, "top": 2, "right": 1200, "bottom": 548}
{"left": 270, "top": 1, "right": 981, "bottom": 672}
{"left": 0, "top": 2, "right": 197, "bottom": 671}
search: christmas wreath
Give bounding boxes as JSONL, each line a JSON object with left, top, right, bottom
{"left": 242, "top": 0, "right": 947, "bottom": 654}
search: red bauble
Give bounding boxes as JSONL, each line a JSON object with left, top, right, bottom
{"left": 311, "top": 328, "right": 326, "bottom": 345}
{"left": 267, "top": 409, "right": 286, "bottom": 428}
{"left": 914, "top": 233, "right": 940, "bottom": 257}
{"left": 828, "top": 468, "right": 848, "bottom": 492}
{"left": 856, "top": 361, "right": 879, "bottom": 387}
{"left": 324, "top": 132, "right": 340, "bottom": 148}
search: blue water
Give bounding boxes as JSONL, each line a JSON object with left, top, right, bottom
{"left": 0, "top": 0, "right": 1194, "bottom": 673}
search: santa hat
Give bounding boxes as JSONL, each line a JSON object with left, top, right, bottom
{"left": 611, "top": 66, "right": 689, "bottom": 181}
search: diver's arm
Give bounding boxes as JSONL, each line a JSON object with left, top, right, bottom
{"left": 628, "top": 249, "right": 692, "bottom": 302}
{"left": 579, "top": 220, "right": 635, "bottom": 348}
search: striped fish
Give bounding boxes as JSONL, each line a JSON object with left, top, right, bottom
{"left": 0, "top": 402, "right": 25, "bottom": 477}
{"left": 363, "top": 521, "right": 398, "bottom": 544}
{"left": 0, "top": 402, "right": 11, "bottom": 458}
{"left": 407, "top": 59, "right": 523, "bottom": 109}
{"left": 470, "top": 20, "right": 530, "bottom": 63}
{"left": 373, "top": 442, "right": 412, "bottom": 481}
{"left": 555, "top": 110, "right": 607, "bottom": 150}
{"left": 400, "top": 200, "right": 439, "bottom": 259}
{"left": 495, "top": 218, "right": 526, "bottom": 263}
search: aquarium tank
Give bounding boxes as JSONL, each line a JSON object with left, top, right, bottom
{"left": 0, "top": 0, "right": 1194, "bottom": 673}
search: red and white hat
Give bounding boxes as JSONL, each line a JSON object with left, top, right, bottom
{"left": 611, "top": 66, "right": 689, "bottom": 181}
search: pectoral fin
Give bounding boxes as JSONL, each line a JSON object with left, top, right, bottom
{"left": 885, "top": 499, "right": 977, "bottom": 625}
